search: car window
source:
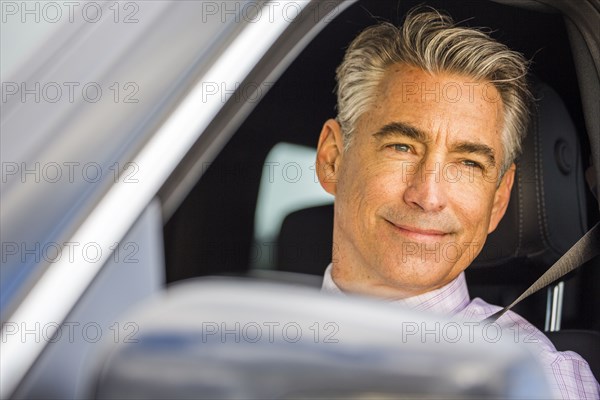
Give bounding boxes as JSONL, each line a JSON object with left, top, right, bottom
{"left": 160, "top": 0, "right": 599, "bottom": 338}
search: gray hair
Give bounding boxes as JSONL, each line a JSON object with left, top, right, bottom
{"left": 335, "top": 8, "right": 532, "bottom": 176}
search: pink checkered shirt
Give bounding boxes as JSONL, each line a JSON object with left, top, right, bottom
{"left": 322, "top": 264, "right": 600, "bottom": 399}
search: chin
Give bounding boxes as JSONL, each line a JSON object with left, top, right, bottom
{"left": 378, "top": 259, "right": 453, "bottom": 292}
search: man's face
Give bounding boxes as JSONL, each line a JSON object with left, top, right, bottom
{"left": 316, "top": 64, "right": 515, "bottom": 299}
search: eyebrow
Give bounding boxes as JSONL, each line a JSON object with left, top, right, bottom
{"left": 453, "top": 142, "right": 496, "bottom": 166}
{"left": 372, "top": 122, "right": 428, "bottom": 143}
{"left": 372, "top": 121, "right": 497, "bottom": 166}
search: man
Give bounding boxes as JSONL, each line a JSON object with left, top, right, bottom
{"left": 315, "top": 8, "right": 599, "bottom": 398}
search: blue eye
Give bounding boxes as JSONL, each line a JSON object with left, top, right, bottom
{"left": 392, "top": 144, "right": 411, "bottom": 152}
{"left": 462, "top": 159, "right": 483, "bottom": 169}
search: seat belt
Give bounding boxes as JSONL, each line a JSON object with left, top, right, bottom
{"left": 483, "top": 221, "right": 600, "bottom": 323}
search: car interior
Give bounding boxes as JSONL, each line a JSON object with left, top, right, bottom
{"left": 162, "top": 0, "right": 599, "bottom": 379}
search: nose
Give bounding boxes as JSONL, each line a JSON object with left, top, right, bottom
{"left": 402, "top": 159, "right": 448, "bottom": 212}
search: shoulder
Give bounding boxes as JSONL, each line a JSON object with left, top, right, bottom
{"left": 455, "top": 297, "right": 557, "bottom": 353}
{"left": 459, "top": 297, "right": 600, "bottom": 399}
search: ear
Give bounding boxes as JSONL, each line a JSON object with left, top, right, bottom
{"left": 316, "top": 119, "right": 344, "bottom": 195}
{"left": 488, "top": 163, "right": 515, "bottom": 233}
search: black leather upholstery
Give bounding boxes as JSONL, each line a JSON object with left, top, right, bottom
{"left": 278, "top": 204, "right": 333, "bottom": 276}
{"left": 469, "top": 80, "right": 588, "bottom": 282}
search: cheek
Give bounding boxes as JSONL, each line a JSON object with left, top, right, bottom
{"left": 363, "top": 169, "right": 400, "bottom": 203}
{"left": 336, "top": 159, "right": 399, "bottom": 223}
{"left": 334, "top": 160, "right": 368, "bottom": 225}
{"left": 450, "top": 182, "right": 496, "bottom": 234}
{"left": 355, "top": 162, "right": 405, "bottom": 211}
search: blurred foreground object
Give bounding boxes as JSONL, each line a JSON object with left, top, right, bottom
{"left": 93, "top": 278, "right": 552, "bottom": 399}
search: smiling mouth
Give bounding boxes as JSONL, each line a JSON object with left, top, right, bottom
{"left": 385, "top": 220, "right": 451, "bottom": 240}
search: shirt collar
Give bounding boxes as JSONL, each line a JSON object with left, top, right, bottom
{"left": 321, "top": 264, "right": 471, "bottom": 316}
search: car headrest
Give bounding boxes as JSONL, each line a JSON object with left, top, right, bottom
{"left": 469, "top": 80, "right": 588, "bottom": 283}
{"left": 277, "top": 80, "right": 588, "bottom": 284}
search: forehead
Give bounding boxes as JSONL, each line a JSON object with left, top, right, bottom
{"left": 363, "top": 64, "right": 505, "bottom": 153}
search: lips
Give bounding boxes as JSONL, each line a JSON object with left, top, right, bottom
{"left": 385, "top": 219, "right": 451, "bottom": 240}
